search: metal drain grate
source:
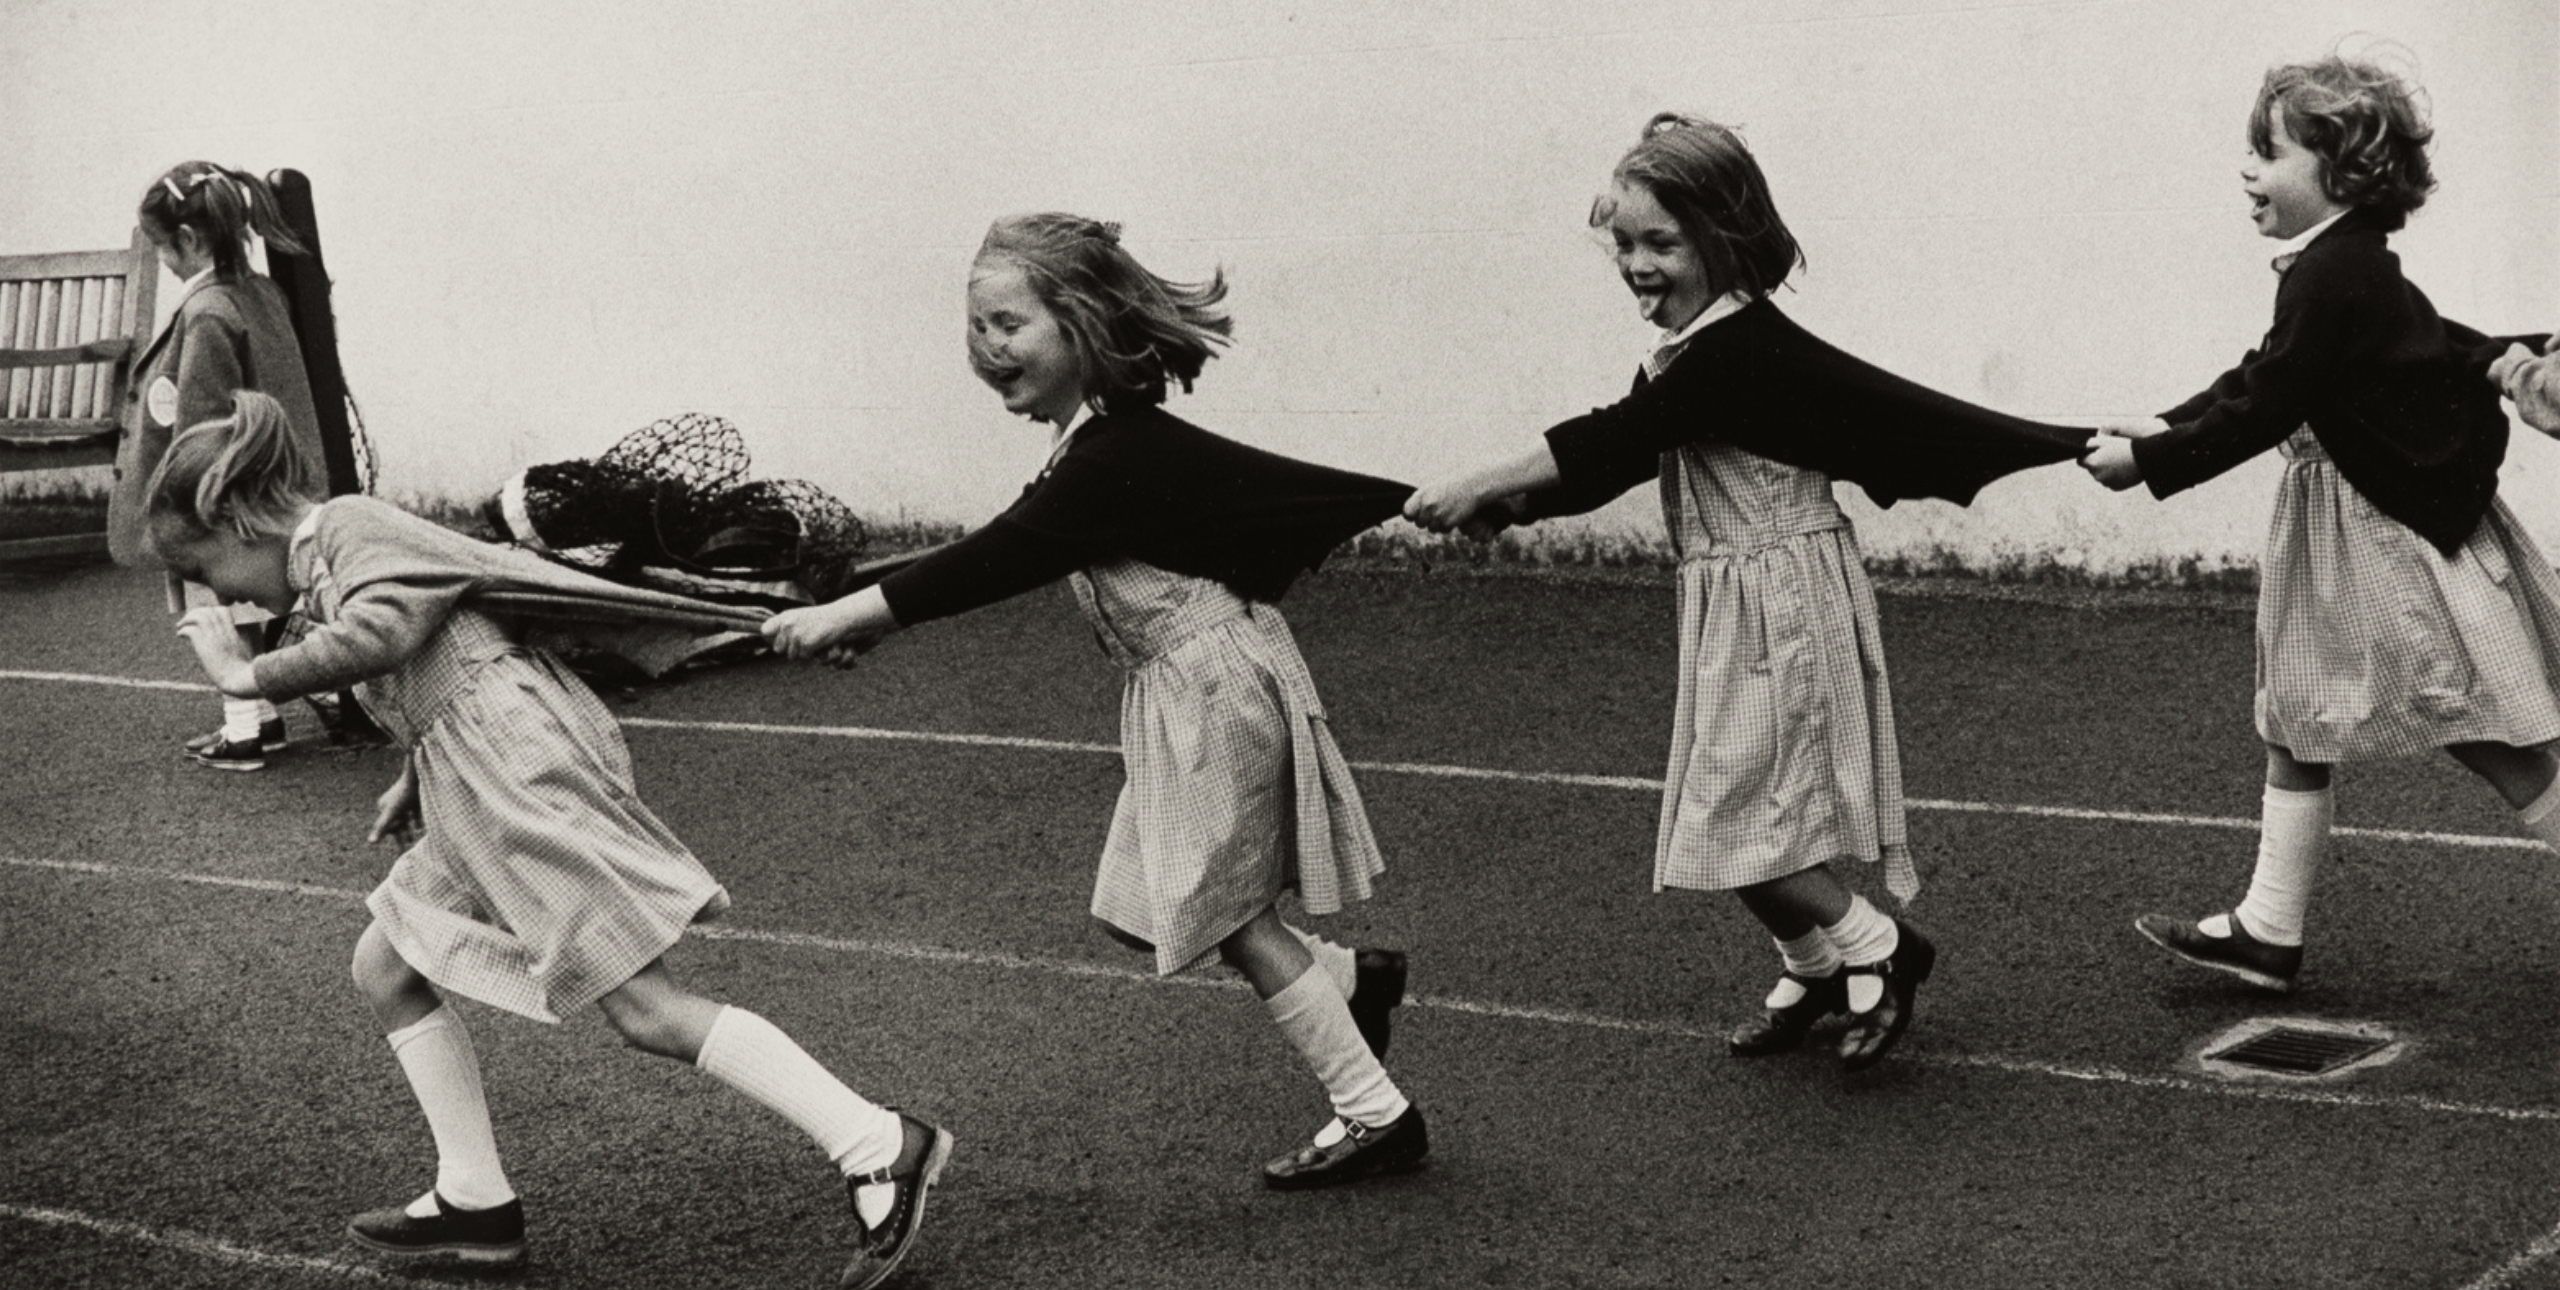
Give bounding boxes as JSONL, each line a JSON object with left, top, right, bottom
{"left": 2205, "top": 1026, "right": 2390, "bottom": 1075}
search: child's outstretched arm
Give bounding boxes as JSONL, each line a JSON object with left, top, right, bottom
{"left": 1406, "top": 442, "right": 1561, "bottom": 536}
{"left": 764, "top": 585, "right": 901, "bottom": 666}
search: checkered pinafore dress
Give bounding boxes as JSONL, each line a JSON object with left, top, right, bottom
{"left": 1073, "top": 559, "right": 1385, "bottom": 975}
{"left": 292, "top": 524, "right": 731, "bottom": 1022}
{"left": 2254, "top": 426, "right": 2560, "bottom": 761}
{"left": 1647, "top": 343, "right": 1916, "bottom": 902}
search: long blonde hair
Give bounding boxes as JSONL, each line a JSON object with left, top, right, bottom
{"left": 972, "top": 213, "right": 1232, "bottom": 415}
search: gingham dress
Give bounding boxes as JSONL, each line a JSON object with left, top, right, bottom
{"left": 1651, "top": 438, "right": 1917, "bottom": 902}
{"left": 291, "top": 525, "right": 731, "bottom": 1023}
{"left": 2255, "top": 426, "right": 2560, "bottom": 762}
{"left": 1073, "top": 558, "right": 1384, "bottom": 975}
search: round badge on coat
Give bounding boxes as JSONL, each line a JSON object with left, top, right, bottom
{"left": 146, "top": 375, "right": 179, "bottom": 428}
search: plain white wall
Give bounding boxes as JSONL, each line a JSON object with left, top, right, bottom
{"left": 4, "top": 0, "right": 2553, "bottom": 577}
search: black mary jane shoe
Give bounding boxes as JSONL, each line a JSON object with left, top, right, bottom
{"left": 1838, "top": 920, "right": 1938, "bottom": 1072}
{"left": 345, "top": 1192, "right": 526, "bottom": 1265}
{"left": 1348, "top": 948, "right": 1409, "bottom": 1059}
{"left": 840, "top": 1110, "right": 956, "bottom": 1290}
{"left": 1261, "top": 1105, "right": 1430, "bottom": 1191}
{"left": 1725, "top": 971, "right": 1847, "bottom": 1057}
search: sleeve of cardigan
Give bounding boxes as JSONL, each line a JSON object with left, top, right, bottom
{"left": 875, "top": 515, "right": 1099, "bottom": 626}
{"left": 1523, "top": 371, "right": 1692, "bottom": 518}
{"left": 249, "top": 517, "right": 459, "bottom": 699}
{"left": 2132, "top": 259, "right": 2362, "bottom": 498}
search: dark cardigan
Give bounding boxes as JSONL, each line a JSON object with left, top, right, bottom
{"left": 878, "top": 406, "right": 1410, "bottom": 625}
{"left": 2131, "top": 205, "right": 2512, "bottom": 557}
{"left": 1530, "top": 298, "right": 2084, "bottom": 519}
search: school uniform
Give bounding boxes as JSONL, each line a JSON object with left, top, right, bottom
{"left": 877, "top": 407, "right": 1407, "bottom": 974}
{"left": 2132, "top": 207, "right": 2560, "bottom": 762}
{"left": 252, "top": 496, "right": 752, "bottom": 1021}
{"left": 1522, "top": 293, "right": 2057, "bottom": 902}
{"left": 108, "top": 268, "right": 323, "bottom": 567}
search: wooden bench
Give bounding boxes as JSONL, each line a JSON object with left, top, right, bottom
{"left": 0, "top": 227, "right": 158, "bottom": 559}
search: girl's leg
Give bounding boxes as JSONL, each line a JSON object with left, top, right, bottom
{"left": 2138, "top": 744, "right": 2330, "bottom": 991}
{"left": 1735, "top": 866, "right": 1933, "bottom": 1070}
{"left": 2448, "top": 741, "right": 2560, "bottom": 855}
{"left": 346, "top": 922, "right": 522, "bottom": 1263}
{"left": 1724, "top": 870, "right": 1849, "bottom": 1058}
{"left": 599, "top": 959, "right": 946, "bottom": 1279}
{"left": 2226, "top": 745, "right": 2333, "bottom": 945}
{"left": 1283, "top": 924, "right": 1408, "bottom": 1059}
{"left": 191, "top": 622, "right": 283, "bottom": 769}
{"left": 1224, "top": 906, "right": 1425, "bottom": 1189}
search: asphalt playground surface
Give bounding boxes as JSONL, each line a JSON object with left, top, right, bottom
{"left": 8, "top": 551, "right": 2560, "bottom": 1289}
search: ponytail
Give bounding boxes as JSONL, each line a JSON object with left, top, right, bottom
{"left": 144, "top": 390, "right": 319, "bottom": 553}
{"left": 137, "top": 163, "right": 308, "bottom": 276}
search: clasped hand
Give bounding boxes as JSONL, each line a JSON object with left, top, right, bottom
{"left": 762, "top": 597, "right": 884, "bottom": 669}
{"left": 1403, "top": 483, "right": 1520, "bottom": 541}
{"left": 2078, "top": 416, "right": 2168, "bottom": 491}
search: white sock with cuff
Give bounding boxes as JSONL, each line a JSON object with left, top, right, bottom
{"left": 385, "top": 1005, "right": 514, "bottom": 1213}
{"left": 1823, "top": 896, "right": 1899, "bottom": 1013}
{"left": 1266, "top": 966, "right": 1407, "bottom": 1132}
{"left": 2223, "top": 783, "right": 2333, "bottom": 947}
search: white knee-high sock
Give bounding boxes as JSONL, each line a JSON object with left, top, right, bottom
{"left": 1287, "top": 925, "right": 1357, "bottom": 998}
{"left": 1265, "top": 966, "right": 1407, "bottom": 1129}
{"left": 2227, "top": 784, "right": 2333, "bottom": 947}
{"left": 386, "top": 1006, "right": 514, "bottom": 1212}
{"left": 2518, "top": 776, "right": 2560, "bottom": 855}
{"left": 1766, "top": 928, "right": 1844, "bottom": 1008}
{"left": 1822, "top": 896, "right": 1899, "bottom": 1013}
{"left": 221, "top": 697, "right": 264, "bottom": 743}
{"left": 695, "top": 1006, "right": 903, "bottom": 1179}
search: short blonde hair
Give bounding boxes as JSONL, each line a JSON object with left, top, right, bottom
{"left": 144, "top": 390, "right": 319, "bottom": 555}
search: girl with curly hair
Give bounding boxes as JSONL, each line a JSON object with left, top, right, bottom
{"left": 2084, "top": 50, "right": 2560, "bottom": 992}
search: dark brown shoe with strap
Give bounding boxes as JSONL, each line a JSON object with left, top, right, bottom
{"left": 1838, "top": 920, "right": 1937, "bottom": 1072}
{"left": 2134, "top": 910, "right": 2300, "bottom": 992}
{"left": 1726, "top": 971, "right": 1847, "bottom": 1057}
{"left": 840, "top": 1110, "right": 954, "bottom": 1290}
{"left": 1261, "top": 1104, "right": 1430, "bottom": 1191}
{"left": 345, "top": 1192, "right": 525, "bottom": 1264}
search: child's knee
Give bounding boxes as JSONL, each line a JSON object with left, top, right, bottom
{"left": 597, "top": 983, "right": 706, "bottom": 1059}
{"left": 349, "top": 922, "right": 412, "bottom": 1000}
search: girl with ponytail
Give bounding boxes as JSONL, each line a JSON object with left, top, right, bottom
{"left": 113, "top": 160, "right": 327, "bottom": 770}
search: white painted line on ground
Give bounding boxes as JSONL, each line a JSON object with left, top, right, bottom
{"left": 0, "top": 1201, "right": 394, "bottom": 1282}
{"left": 0, "top": 668, "right": 218, "bottom": 694}
{"left": 6, "top": 667, "right": 2542, "bottom": 853}
{"left": 11, "top": 852, "right": 2560, "bottom": 1127}
{"left": 2461, "top": 1216, "right": 2560, "bottom": 1290}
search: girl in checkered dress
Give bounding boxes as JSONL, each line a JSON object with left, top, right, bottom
{"left": 150, "top": 392, "right": 950, "bottom": 1290}
{"left": 1408, "top": 114, "right": 2087, "bottom": 1071}
{"left": 2084, "top": 53, "right": 2560, "bottom": 993}
{"left": 765, "top": 214, "right": 1427, "bottom": 1190}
